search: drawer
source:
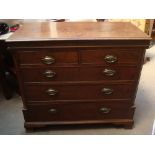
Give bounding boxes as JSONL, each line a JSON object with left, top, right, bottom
{"left": 20, "top": 66, "right": 138, "bottom": 82}
{"left": 17, "top": 48, "right": 78, "bottom": 65}
{"left": 80, "top": 48, "right": 142, "bottom": 65}
{"left": 24, "top": 83, "right": 135, "bottom": 101}
{"left": 23, "top": 102, "right": 135, "bottom": 122}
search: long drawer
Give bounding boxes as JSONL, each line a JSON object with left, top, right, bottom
{"left": 24, "top": 83, "right": 135, "bottom": 101}
{"left": 20, "top": 66, "right": 138, "bottom": 82}
{"left": 23, "top": 102, "right": 135, "bottom": 122}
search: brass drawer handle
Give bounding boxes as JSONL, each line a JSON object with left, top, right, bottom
{"left": 100, "top": 107, "right": 111, "bottom": 114}
{"left": 102, "top": 68, "right": 116, "bottom": 76}
{"left": 101, "top": 88, "right": 113, "bottom": 95}
{"left": 43, "top": 70, "right": 56, "bottom": 78}
{"left": 49, "top": 108, "right": 57, "bottom": 114}
{"left": 104, "top": 55, "right": 117, "bottom": 63}
{"left": 42, "top": 56, "right": 55, "bottom": 64}
{"left": 46, "top": 88, "right": 58, "bottom": 96}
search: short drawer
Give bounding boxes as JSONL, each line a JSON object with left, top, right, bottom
{"left": 17, "top": 48, "right": 78, "bottom": 65}
{"left": 24, "top": 83, "right": 135, "bottom": 101}
{"left": 20, "top": 66, "right": 138, "bottom": 82}
{"left": 80, "top": 48, "right": 143, "bottom": 65}
{"left": 23, "top": 102, "right": 135, "bottom": 122}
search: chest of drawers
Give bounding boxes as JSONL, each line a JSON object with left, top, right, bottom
{"left": 6, "top": 22, "right": 150, "bottom": 129}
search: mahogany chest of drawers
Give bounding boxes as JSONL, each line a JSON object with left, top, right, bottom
{"left": 6, "top": 22, "right": 150, "bottom": 129}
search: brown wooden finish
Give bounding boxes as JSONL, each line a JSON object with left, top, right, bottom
{"left": 151, "top": 20, "right": 155, "bottom": 40}
{"left": 17, "top": 49, "right": 78, "bottom": 65}
{"left": 24, "top": 83, "right": 135, "bottom": 101}
{"left": 6, "top": 22, "right": 151, "bottom": 129}
{"left": 6, "top": 22, "right": 150, "bottom": 49}
{"left": 7, "top": 22, "right": 150, "bottom": 41}
{"left": 16, "top": 47, "right": 143, "bottom": 66}
{"left": 7, "top": 40, "right": 150, "bottom": 49}
{"left": 27, "top": 99, "right": 132, "bottom": 105}
{"left": 80, "top": 48, "right": 143, "bottom": 65}
{"left": 24, "top": 119, "right": 134, "bottom": 129}
{"left": 23, "top": 102, "right": 135, "bottom": 122}
{"left": 20, "top": 66, "right": 138, "bottom": 82}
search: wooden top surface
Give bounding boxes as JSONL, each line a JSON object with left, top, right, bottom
{"left": 7, "top": 22, "right": 150, "bottom": 42}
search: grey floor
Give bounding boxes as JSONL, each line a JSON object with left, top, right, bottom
{"left": 0, "top": 46, "right": 155, "bottom": 135}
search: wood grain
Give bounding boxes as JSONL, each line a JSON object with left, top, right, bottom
{"left": 7, "top": 22, "right": 150, "bottom": 41}
{"left": 6, "top": 22, "right": 150, "bottom": 129}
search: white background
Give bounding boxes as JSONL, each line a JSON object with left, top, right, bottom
{"left": 0, "top": 0, "right": 155, "bottom": 18}
{"left": 0, "top": 0, "right": 155, "bottom": 154}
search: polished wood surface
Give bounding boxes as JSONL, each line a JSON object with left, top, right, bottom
{"left": 24, "top": 82, "right": 134, "bottom": 101}
{"left": 23, "top": 102, "right": 135, "bottom": 122}
{"left": 16, "top": 48, "right": 143, "bottom": 66}
{"left": 7, "top": 22, "right": 150, "bottom": 41}
{"left": 20, "top": 66, "right": 138, "bottom": 82}
{"left": 80, "top": 48, "right": 142, "bottom": 65}
{"left": 6, "top": 22, "right": 150, "bottom": 130}
{"left": 17, "top": 49, "right": 78, "bottom": 65}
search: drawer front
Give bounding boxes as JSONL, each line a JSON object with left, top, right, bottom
{"left": 17, "top": 49, "right": 78, "bottom": 65}
{"left": 20, "top": 66, "right": 138, "bottom": 82}
{"left": 24, "top": 83, "right": 135, "bottom": 101}
{"left": 81, "top": 48, "right": 142, "bottom": 65}
{"left": 23, "top": 102, "right": 135, "bottom": 122}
